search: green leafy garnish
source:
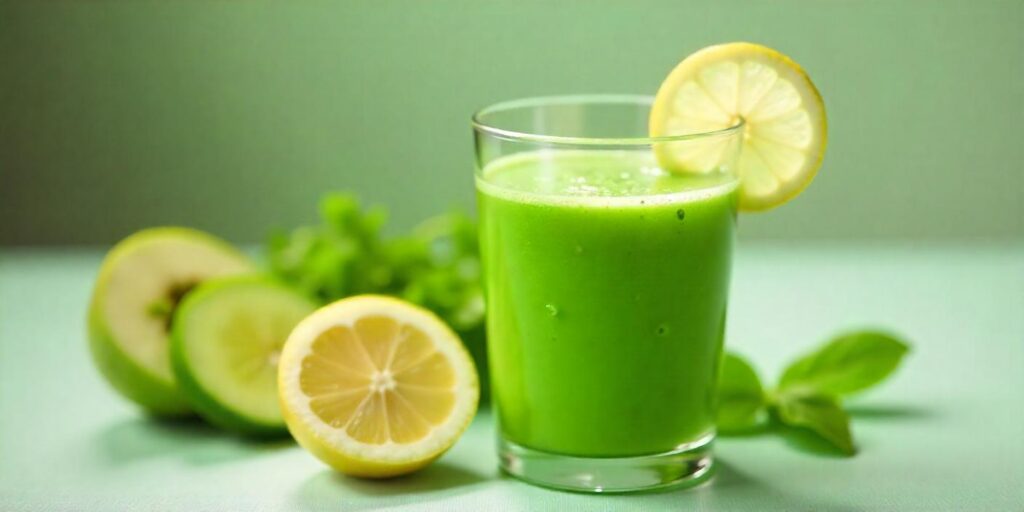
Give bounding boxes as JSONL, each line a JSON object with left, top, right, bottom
{"left": 266, "top": 193, "right": 488, "bottom": 397}
{"left": 779, "top": 331, "right": 910, "bottom": 396}
{"left": 717, "top": 330, "right": 910, "bottom": 456}
{"left": 715, "top": 353, "right": 766, "bottom": 432}
{"left": 774, "top": 390, "right": 855, "bottom": 456}
{"left": 267, "top": 194, "right": 393, "bottom": 299}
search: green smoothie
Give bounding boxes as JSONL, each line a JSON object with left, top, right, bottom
{"left": 477, "top": 150, "right": 737, "bottom": 457}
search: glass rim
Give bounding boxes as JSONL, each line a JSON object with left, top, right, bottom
{"left": 471, "top": 94, "right": 744, "bottom": 147}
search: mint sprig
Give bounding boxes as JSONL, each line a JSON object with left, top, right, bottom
{"left": 717, "top": 330, "right": 910, "bottom": 455}
{"left": 779, "top": 331, "right": 910, "bottom": 396}
{"left": 716, "top": 353, "right": 767, "bottom": 432}
{"left": 774, "top": 390, "right": 855, "bottom": 455}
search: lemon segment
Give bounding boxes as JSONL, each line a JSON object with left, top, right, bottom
{"left": 279, "top": 295, "right": 479, "bottom": 478}
{"left": 650, "top": 42, "right": 827, "bottom": 211}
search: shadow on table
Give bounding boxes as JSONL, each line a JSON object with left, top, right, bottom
{"left": 718, "top": 421, "right": 850, "bottom": 459}
{"left": 846, "top": 403, "right": 935, "bottom": 421}
{"left": 482, "top": 461, "right": 862, "bottom": 511}
{"left": 688, "top": 460, "right": 862, "bottom": 512}
{"left": 714, "top": 460, "right": 758, "bottom": 488}
{"left": 718, "top": 402, "right": 936, "bottom": 459}
{"left": 783, "top": 402, "right": 936, "bottom": 457}
{"left": 294, "top": 462, "right": 489, "bottom": 511}
{"left": 92, "top": 415, "right": 293, "bottom": 467}
{"left": 774, "top": 426, "right": 852, "bottom": 459}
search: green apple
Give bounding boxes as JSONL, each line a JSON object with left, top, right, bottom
{"left": 88, "top": 227, "right": 253, "bottom": 416}
{"left": 170, "top": 276, "right": 317, "bottom": 436}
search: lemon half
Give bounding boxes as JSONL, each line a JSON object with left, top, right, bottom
{"left": 278, "top": 295, "right": 479, "bottom": 478}
{"left": 650, "top": 42, "right": 827, "bottom": 211}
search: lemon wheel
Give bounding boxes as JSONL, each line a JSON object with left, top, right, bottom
{"left": 278, "top": 295, "right": 479, "bottom": 478}
{"left": 650, "top": 42, "right": 827, "bottom": 211}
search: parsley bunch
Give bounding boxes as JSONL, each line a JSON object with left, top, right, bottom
{"left": 266, "top": 193, "right": 488, "bottom": 397}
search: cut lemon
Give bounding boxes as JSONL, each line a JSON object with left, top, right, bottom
{"left": 650, "top": 42, "right": 827, "bottom": 211}
{"left": 278, "top": 295, "right": 479, "bottom": 478}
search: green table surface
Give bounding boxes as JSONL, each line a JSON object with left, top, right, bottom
{"left": 2, "top": 244, "right": 1022, "bottom": 511}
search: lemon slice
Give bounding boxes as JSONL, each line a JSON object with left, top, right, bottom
{"left": 278, "top": 295, "right": 479, "bottom": 478}
{"left": 650, "top": 42, "right": 827, "bottom": 211}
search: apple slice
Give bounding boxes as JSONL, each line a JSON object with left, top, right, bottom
{"left": 88, "top": 227, "right": 253, "bottom": 416}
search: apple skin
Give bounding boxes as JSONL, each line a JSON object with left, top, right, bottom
{"left": 86, "top": 227, "right": 252, "bottom": 417}
{"left": 88, "top": 302, "right": 192, "bottom": 416}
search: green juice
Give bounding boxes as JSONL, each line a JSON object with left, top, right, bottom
{"left": 477, "top": 150, "right": 737, "bottom": 457}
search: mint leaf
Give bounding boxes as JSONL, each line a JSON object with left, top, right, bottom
{"left": 716, "top": 352, "right": 766, "bottom": 432}
{"left": 775, "top": 390, "right": 856, "bottom": 456}
{"left": 778, "top": 330, "right": 910, "bottom": 396}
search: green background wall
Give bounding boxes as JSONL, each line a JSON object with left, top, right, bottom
{"left": 2, "top": 0, "right": 1021, "bottom": 245}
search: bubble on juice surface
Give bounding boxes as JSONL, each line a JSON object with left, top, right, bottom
{"left": 545, "top": 304, "right": 559, "bottom": 317}
{"left": 567, "top": 184, "right": 601, "bottom": 196}
{"left": 655, "top": 323, "right": 670, "bottom": 336}
{"left": 676, "top": 209, "right": 686, "bottom": 220}
{"left": 641, "top": 166, "right": 661, "bottom": 177}
{"left": 574, "top": 244, "right": 584, "bottom": 255}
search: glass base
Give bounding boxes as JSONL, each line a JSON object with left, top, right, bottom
{"left": 498, "top": 435, "right": 715, "bottom": 494}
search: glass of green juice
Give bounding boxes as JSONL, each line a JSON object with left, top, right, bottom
{"left": 472, "top": 95, "right": 744, "bottom": 493}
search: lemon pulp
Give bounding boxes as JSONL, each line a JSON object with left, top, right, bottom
{"left": 279, "top": 295, "right": 478, "bottom": 478}
{"left": 300, "top": 317, "right": 457, "bottom": 444}
{"left": 650, "top": 42, "right": 828, "bottom": 211}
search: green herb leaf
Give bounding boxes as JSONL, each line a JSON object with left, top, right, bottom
{"left": 266, "top": 193, "right": 487, "bottom": 380}
{"left": 397, "top": 211, "right": 485, "bottom": 333}
{"left": 716, "top": 352, "right": 767, "bottom": 432}
{"left": 267, "top": 194, "right": 395, "bottom": 302}
{"left": 778, "top": 330, "right": 910, "bottom": 396}
{"left": 775, "top": 390, "right": 856, "bottom": 456}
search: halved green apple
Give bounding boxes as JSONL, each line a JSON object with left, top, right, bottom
{"left": 87, "top": 227, "right": 253, "bottom": 416}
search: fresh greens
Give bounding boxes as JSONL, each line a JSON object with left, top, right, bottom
{"left": 268, "top": 195, "right": 393, "bottom": 300}
{"left": 717, "top": 330, "right": 910, "bottom": 456}
{"left": 774, "top": 390, "right": 855, "bottom": 456}
{"left": 266, "top": 193, "right": 488, "bottom": 397}
{"left": 715, "top": 353, "right": 766, "bottom": 432}
{"left": 779, "top": 331, "right": 910, "bottom": 396}
{"left": 397, "top": 212, "right": 485, "bottom": 334}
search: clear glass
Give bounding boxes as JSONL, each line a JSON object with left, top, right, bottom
{"left": 473, "top": 95, "right": 743, "bottom": 493}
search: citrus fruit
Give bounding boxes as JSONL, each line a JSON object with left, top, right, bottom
{"left": 170, "top": 276, "right": 317, "bottom": 436}
{"left": 650, "top": 42, "right": 827, "bottom": 211}
{"left": 278, "top": 295, "right": 479, "bottom": 477}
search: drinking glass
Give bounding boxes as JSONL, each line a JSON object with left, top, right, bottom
{"left": 473, "top": 95, "right": 743, "bottom": 493}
